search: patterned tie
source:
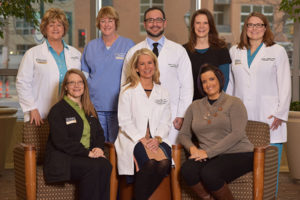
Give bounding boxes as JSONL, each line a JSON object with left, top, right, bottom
{"left": 152, "top": 43, "right": 159, "bottom": 57}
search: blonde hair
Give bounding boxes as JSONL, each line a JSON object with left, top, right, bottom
{"left": 238, "top": 12, "right": 275, "bottom": 49}
{"left": 96, "top": 6, "right": 120, "bottom": 30}
{"left": 40, "top": 8, "right": 69, "bottom": 38}
{"left": 60, "top": 69, "right": 97, "bottom": 118}
{"left": 124, "top": 48, "right": 160, "bottom": 91}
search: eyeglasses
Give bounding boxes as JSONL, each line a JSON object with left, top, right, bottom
{"left": 144, "top": 18, "right": 165, "bottom": 24}
{"left": 247, "top": 23, "right": 265, "bottom": 29}
{"left": 67, "top": 81, "right": 84, "bottom": 87}
{"left": 100, "top": 18, "right": 114, "bottom": 24}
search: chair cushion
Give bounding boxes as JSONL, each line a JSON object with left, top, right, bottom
{"left": 36, "top": 166, "right": 77, "bottom": 200}
{"left": 229, "top": 172, "right": 253, "bottom": 200}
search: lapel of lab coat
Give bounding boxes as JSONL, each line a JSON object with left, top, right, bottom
{"left": 248, "top": 43, "right": 266, "bottom": 73}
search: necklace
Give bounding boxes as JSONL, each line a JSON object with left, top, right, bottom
{"left": 144, "top": 89, "right": 152, "bottom": 92}
{"left": 203, "top": 94, "right": 226, "bottom": 124}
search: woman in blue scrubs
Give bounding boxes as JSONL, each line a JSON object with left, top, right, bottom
{"left": 81, "top": 6, "right": 134, "bottom": 142}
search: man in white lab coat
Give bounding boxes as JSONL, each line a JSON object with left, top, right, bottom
{"left": 121, "top": 7, "right": 193, "bottom": 144}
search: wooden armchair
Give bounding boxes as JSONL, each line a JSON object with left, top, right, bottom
{"left": 13, "top": 121, "right": 118, "bottom": 200}
{"left": 171, "top": 121, "right": 278, "bottom": 200}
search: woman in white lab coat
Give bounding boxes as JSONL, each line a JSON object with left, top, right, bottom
{"left": 227, "top": 12, "right": 291, "bottom": 195}
{"left": 16, "top": 8, "right": 81, "bottom": 126}
{"left": 115, "top": 48, "right": 172, "bottom": 200}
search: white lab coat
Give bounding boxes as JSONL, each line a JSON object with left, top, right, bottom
{"left": 16, "top": 41, "right": 81, "bottom": 122}
{"left": 115, "top": 83, "right": 172, "bottom": 175}
{"left": 121, "top": 38, "right": 193, "bottom": 144}
{"left": 227, "top": 43, "right": 291, "bottom": 143}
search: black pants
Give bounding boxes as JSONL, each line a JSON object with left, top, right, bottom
{"left": 181, "top": 152, "right": 253, "bottom": 191}
{"left": 70, "top": 156, "right": 112, "bottom": 200}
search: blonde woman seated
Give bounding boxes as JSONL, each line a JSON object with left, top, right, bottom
{"left": 115, "top": 48, "right": 172, "bottom": 200}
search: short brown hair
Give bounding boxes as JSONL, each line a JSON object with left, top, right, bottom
{"left": 40, "top": 8, "right": 69, "bottom": 38}
{"left": 96, "top": 6, "right": 120, "bottom": 30}
{"left": 60, "top": 69, "right": 97, "bottom": 118}
{"left": 197, "top": 64, "right": 224, "bottom": 97}
{"left": 238, "top": 12, "right": 275, "bottom": 49}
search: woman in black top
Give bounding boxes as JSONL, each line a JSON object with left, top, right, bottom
{"left": 184, "top": 9, "right": 231, "bottom": 100}
{"left": 44, "top": 69, "right": 112, "bottom": 200}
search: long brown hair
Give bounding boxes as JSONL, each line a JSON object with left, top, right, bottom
{"left": 60, "top": 69, "right": 97, "bottom": 118}
{"left": 123, "top": 48, "right": 160, "bottom": 91}
{"left": 238, "top": 12, "right": 275, "bottom": 49}
{"left": 186, "top": 8, "right": 226, "bottom": 52}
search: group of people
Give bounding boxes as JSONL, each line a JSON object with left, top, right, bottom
{"left": 16, "top": 5, "right": 291, "bottom": 200}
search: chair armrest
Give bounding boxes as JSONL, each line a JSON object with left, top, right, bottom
{"left": 105, "top": 142, "right": 118, "bottom": 200}
{"left": 171, "top": 144, "right": 183, "bottom": 200}
{"left": 253, "top": 146, "right": 265, "bottom": 200}
{"left": 253, "top": 145, "right": 278, "bottom": 200}
{"left": 14, "top": 143, "right": 36, "bottom": 200}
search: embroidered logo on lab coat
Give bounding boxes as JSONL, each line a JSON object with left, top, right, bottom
{"left": 115, "top": 53, "right": 126, "bottom": 60}
{"left": 36, "top": 58, "right": 47, "bottom": 64}
{"left": 234, "top": 59, "right": 242, "bottom": 65}
{"left": 66, "top": 117, "right": 77, "bottom": 125}
{"left": 71, "top": 56, "right": 80, "bottom": 60}
{"left": 155, "top": 99, "right": 168, "bottom": 105}
{"left": 261, "top": 57, "right": 275, "bottom": 61}
{"left": 168, "top": 64, "right": 178, "bottom": 68}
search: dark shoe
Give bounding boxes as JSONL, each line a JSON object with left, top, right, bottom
{"left": 190, "top": 182, "right": 215, "bottom": 200}
{"left": 211, "top": 183, "right": 234, "bottom": 200}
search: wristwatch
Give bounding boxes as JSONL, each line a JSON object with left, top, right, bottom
{"left": 155, "top": 136, "right": 163, "bottom": 143}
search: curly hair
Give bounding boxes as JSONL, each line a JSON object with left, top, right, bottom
{"left": 40, "top": 8, "right": 69, "bottom": 38}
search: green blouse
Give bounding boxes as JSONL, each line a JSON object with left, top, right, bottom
{"left": 64, "top": 96, "right": 91, "bottom": 149}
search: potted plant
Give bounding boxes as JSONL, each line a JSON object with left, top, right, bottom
{"left": 287, "top": 101, "right": 300, "bottom": 180}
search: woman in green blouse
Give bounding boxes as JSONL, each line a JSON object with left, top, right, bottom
{"left": 44, "top": 69, "right": 112, "bottom": 200}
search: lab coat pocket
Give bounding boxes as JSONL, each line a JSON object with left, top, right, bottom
{"left": 34, "top": 58, "right": 50, "bottom": 77}
{"left": 67, "top": 54, "right": 81, "bottom": 69}
{"left": 261, "top": 96, "right": 278, "bottom": 125}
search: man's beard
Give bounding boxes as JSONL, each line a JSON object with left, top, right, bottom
{"left": 146, "top": 29, "right": 164, "bottom": 38}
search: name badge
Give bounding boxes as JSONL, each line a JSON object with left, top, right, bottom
{"left": 36, "top": 58, "right": 47, "bottom": 64}
{"left": 71, "top": 56, "right": 80, "bottom": 60}
{"left": 168, "top": 64, "right": 178, "bottom": 68}
{"left": 155, "top": 99, "right": 168, "bottom": 105}
{"left": 234, "top": 59, "right": 242, "bottom": 65}
{"left": 261, "top": 57, "right": 275, "bottom": 61}
{"left": 115, "top": 53, "right": 126, "bottom": 60}
{"left": 66, "top": 117, "right": 77, "bottom": 125}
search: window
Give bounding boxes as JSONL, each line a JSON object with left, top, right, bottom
{"left": 16, "top": 45, "right": 34, "bottom": 55}
{"left": 240, "top": 5, "right": 273, "bottom": 30}
{"left": 140, "top": 0, "right": 164, "bottom": 33}
{"left": 214, "top": 0, "right": 231, "bottom": 33}
{"left": 15, "top": 18, "right": 35, "bottom": 35}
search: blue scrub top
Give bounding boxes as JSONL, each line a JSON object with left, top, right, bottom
{"left": 81, "top": 36, "right": 134, "bottom": 111}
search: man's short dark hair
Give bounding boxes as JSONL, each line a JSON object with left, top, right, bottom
{"left": 144, "top": 7, "right": 166, "bottom": 21}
